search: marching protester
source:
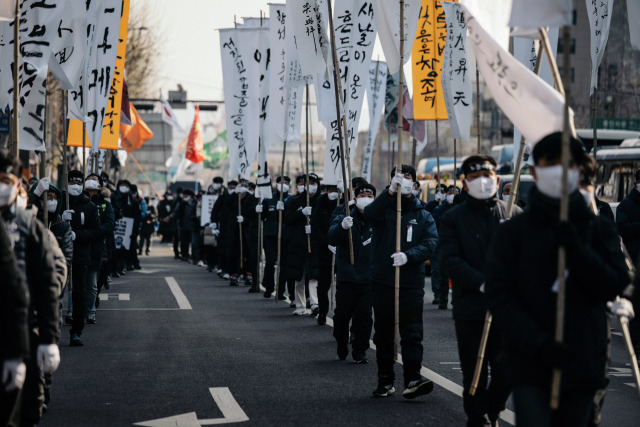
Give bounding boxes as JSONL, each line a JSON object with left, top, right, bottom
{"left": 129, "top": 185, "right": 145, "bottom": 269}
{"left": 485, "top": 134, "right": 632, "bottom": 426}
{"left": 363, "top": 165, "right": 438, "bottom": 399}
{"left": 114, "top": 180, "right": 141, "bottom": 273}
{"left": 173, "top": 188, "right": 196, "bottom": 262}
{"left": 500, "top": 182, "right": 526, "bottom": 209}
{"left": 285, "top": 174, "right": 322, "bottom": 315}
{"left": 328, "top": 183, "right": 376, "bottom": 362}
{"left": 0, "top": 151, "right": 62, "bottom": 425}
{"left": 140, "top": 196, "right": 157, "bottom": 256}
{"left": 210, "top": 180, "right": 237, "bottom": 279}
{"left": 241, "top": 182, "right": 260, "bottom": 289}
{"left": 261, "top": 176, "right": 291, "bottom": 300}
{"left": 157, "top": 191, "right": 175, "bottom": 243}
{"left": 426, "top": 183, "right": 448, "bottom": 214}
{"left": 171, "top": 187, "right": 184, "bottom": 259}
{"left": 439, "top": 155, "right": 520, "bottom": 426}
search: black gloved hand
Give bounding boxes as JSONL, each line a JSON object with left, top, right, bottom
{"left": 538, "top": 338, "right": 568, "bottom": 369}
{"left": 555, "top": 221, "right": 580, "bottom": 251}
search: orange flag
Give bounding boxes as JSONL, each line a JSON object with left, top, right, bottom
{"left": 120, "top": 104, "right": 154, "bottom": 153}
{"left": 185, "top": 106, "right": 205, "bottom": 163}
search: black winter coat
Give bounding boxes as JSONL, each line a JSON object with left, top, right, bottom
{"left": 616, "top": 189, "right": 640, "bottom": 261}
{"left": 363, "top": 190, "right": 438, "bottom": 289}
{"left": 242, "top": 194, "right": 260, "bottom": 242}
{"left": 285, "top": 190, "right": 321, "bottom": 281}
{"left": 485, "top": 188, "right": 629, "bottom": 390}
{"left": 66, "top": 193, "right": 101, "bottom": 265}
{"left": 262, "top": 191, "right": 289, "bottom": 238}
{"left": 115, "top": 191, "right": 141, "bottom": 235}
{"left": 328, "top": 206, "right": 373, "bottom": 284}
{"left": 90, "top": 191, "right": 115, "bottom": 269}
{"left": 438, "top": 195, "right": 522, "bottom": 321}
{"left": 312, "top": 193, "right": 340, "bottom": 264}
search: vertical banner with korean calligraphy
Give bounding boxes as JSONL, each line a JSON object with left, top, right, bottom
{"left": 254, "top": 27, "right": 273, "bottom": 199}
{"left": 49, "top": 0, "right": 88, "bottom": 91}
{"left": 441, "top": 1, "right": 471, "bottom": 141}
{"left": 288, "top": 0, "right": 328, "bottom": 76}
{"left": 361, "top": 61, "right": 388, "bottom": 181}
{"left": 269, "top": 3, "right": 289, "bottom": 144}
{"left": 509, "top": 0, "right": 573, "bottom": 29}
{"left": 462, "top": 5, "right": 573, "bottom": 146}
{"left": 587, "top": 0, "right": 614, "bottom": 95}
{"left": 372, "top": 0, "right": 421, "bottom": 74}
{"left": 322, "top": 0, "right": 377, "bottom": 185}
{"left": 412, "top": 0, "right": 449, "bottom": 121}
{"left": 629, "top": 0, "right": 640, "bottom": 51}
{"left": 220, "top": 28, "right": 261, "bottom": 180}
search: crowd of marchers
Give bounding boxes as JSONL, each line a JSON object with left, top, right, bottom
{"left": 2, "top": 131, "right": 640, "bottom": 426}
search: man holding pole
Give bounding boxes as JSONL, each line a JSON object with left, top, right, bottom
{"left": 261, "top": 176, "right": 291, "bottom": 300}
{"left": 485, "top": 134, "right": 631, "bottom": 425}
{"left": 438, "top": 155, "right": 518, "bottom": 426}
{"left": 363, "top": 164, "right": 437, "bottom": 398}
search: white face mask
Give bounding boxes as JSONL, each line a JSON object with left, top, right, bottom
{"left": 356, "top": 197, "right": 374, "bottom": 210}
{"left": 465, "top": 177, "right": 497, "bottom": 200}
{"left": 297, "top": 184, "right": 305, "bottom": 193}
{"left": 0, "top": 182, "right": 18, "bottom": 208}
{"left": 400, "top": 178, "right": 413, "bottom": 195}
{"left": 213, "top": 183, "right": 222, "bottom": 190}
{"left": 183, "top": 196, "right": 192, "bottom": 203}
{"left": 502, "top": 194, "right": 511, "bottom": 203}
{"left": 534, "top": 165, "right": 579, "bottom": 199}
{"left": 327, "top": 192, "right": 339, "bottom": 201}
{"left": 68, "top": 184, "right": 83, "bottom": 196}
{"left": 228, "top": 188, "right": 236, "bottom": 194}
{"left": 119, "top": 186, "right": 130, "bottom": 194}
{"left": 309, "top": 184, "right": 318, "bottom": 194}
{"left": 411, "top": 189, "right": 420, "bottom": 197}
{"left": 580, "top": 188, "right": 595, "bottom": 209}
{"left": 167, "top": 195, "right": 174, "bottom": 201}
{"left": 85, "top": 180, "right": 100, "bottom": 190}
{"left": 237, "top": 186, "right": 248, "bottom": 194}
{"left": 47, "top": 199, "right": 58, "bottom": 213}
{"left": 446, "top": 194, "right": 455, "bottom": 204}
{"left": 277, "top": 183, "right": 289, "bottom": 193}
{"left": 435, "top": 192, "right": 445, "bottom": 202}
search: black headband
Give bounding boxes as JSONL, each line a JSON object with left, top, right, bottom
{"left": 466, "top": 162, "right": 495, "bottom": 173}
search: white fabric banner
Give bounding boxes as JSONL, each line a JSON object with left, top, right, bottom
{"left": 512, "top": 28, "right": 558, "bottom": 166}
{"left": 361, "top": 61, "right": 388, "bottom": 182}
{"left": 288, "top": 0, "right": 328, "bottom": 76}
{"left": 114, "top": 217, "right": 134, "bottom": 250}
{"left": 220, "top": 28, "right": 262, "bottom": 180}
{"left": 372, "top": 0, "right": 420, "bottom": 74}
{"left": 509, "top": 0, "right": 573, "bottom": 29}
{"left": 254, "top": 28, "right": 273, "bottom": 200}
{"left": 67, "top": 0, "right": 122, "bottom": 154}
{"left": 629, "top": 0, "right": 640, "bottom": 51}
{"left": 239, "top": 17, "right": 269, "bottom": 28}
{"left": 459, "top": 0, "right": 511, "bottom": 50}
{"left": 0, "top": 1, "right": 15, "bottom": 21}
{"left": 441, "top": 2, "right": 472, "bottom": 142}
{"left": 322, "top": 0, "right": 377, "bottom": 185}
{"left": 201, "top": 195, "right": 219, "bottom": 227}
{"left": 87, "top": 149, "right": 108, "bottom": 175}
{"left": 587, "top": 0, "right": 614, "bottom": 94}
{"left": 462, "top": 4, "right": 574, "bottom": 147}
{"left": 160, "top": 94, "right": 185, "bottom": 133}
{"left": 48, "top": 0, "right": 87, "bottom": 91}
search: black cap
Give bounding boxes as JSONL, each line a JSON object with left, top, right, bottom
{"left": 532, "top": 132, "right": 586, "bottom": 166}
{"left": 436, "top": 183, "right": 448, "bottom": 192}
{"left": 352, "top": 177, "right": 368, "bottom": 189}
{"left": 182, "top": 189, "right": 195, "bottom": 196}
{"left": 276, "top": 175, "right": 291, "bottom": 184}
{"left": 354, "top": 183, "right": 377, "bottom": 198}
{"left": 390, "top": 165, "right": 417, "bottom": 183}
{"left": 296, "top": 173, "right": 320, "bottom": 184}
{"left": 461, "top": 155, "right": 497, "bottom": 176}
{"left": 228, "top": 180, "right": 238, "bottom": 186}
{"left": 447, "top": 185, "right": 460, "bottom": 193}
{"left": 68, "top": 169, "right": 84, "bottom": 182}
{"left": 213, "top": 176, "right": 224, "bottom": 184}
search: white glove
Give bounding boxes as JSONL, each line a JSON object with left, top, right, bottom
{"left": 389, "top": 173, "right": 404, "bottom": 194}
{"left": 37, "top": 344, "right": 60, "bottom": 374}
{"left": 62, "top": 209, "right": 74, "bottom": 221}
{"left": 276, "top": 201, "right": 285, "bottom": 211}
{"left": 209, "top": 223, "right": 217, "bottom": 230}
{"left": 479, "top": 283, "right": 485, "bottom": 293}
{"left": 607, "top": 298, "right": 635, "bottom": 320}
{"left": 302, "top": 206, "right": 312, "bottom": 216}
{"left": 2, "top": 359, "right": 26, "bottom": 391}
{"left": 33, "top": 177, "right": 50, "bottom": 197}
{"left": 391, "top": 252, "right": 408, "bottom": 267}
{"left": 236, "top": 215, "right": 244, "bottom": 223}
{"left": 341, "top": 216, "right": 353, "bottom": 230}
{"left": 348, "top": 199, "right": 356, "bottom": 206}
{"left": 70, "top": 231, "right": 76, "bottom": 241}
{"left": 255, "top": 204, "right": 263, "bottom": 213}
{"left": 328, "top": 245, "right": 336, "bottom": 254}
{"left": 305, "top": 225, "right": 311, "bottom": 234}
{"left": 213, "top": 229, "right": 220, "bottom": 236}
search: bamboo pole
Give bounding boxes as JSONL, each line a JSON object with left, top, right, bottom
{"left": 62, "top": 90, "right": 71, "bottom": 291}
{"left": 592, "top": 89, "right": 598, "bottom": 161}
{"left": 330, "top": 253, "right": 336, "bottom": 311}
{"left": 41, "top": 81, "right": 49, "bottom": 226}
{"left": 253, "top": 199, "right": 263, "bottom": 293}
{"left": 238, "top": 174, "right": 243, "bottom": 271}
{"left": 393, "top": 0, "right": 406, "bottom": 361}
{"left": 275, "top": 141, "right": 287, "bottom": 303}
{"left": 305, "top": 84, "right": 311, "bottom": 253}
{"left": 476, "top": 68, "right": 480, "bottom": 153}
{"left": 326, "top": 0, "right": 355, "bottom": 265}
{"left": 11, "top": 0, "right": 20, "bottom": 157}
{"left": 619, "top": 307, "right": 640, "bottom": 400}
{"left": 435, "top": 121, "right": 441, "bottom": 186}
{"left": 453, "top": 138, "right": 457, "bottom": 189}
{"left": 411, "top": 137, "right": 417, "bottom": 167}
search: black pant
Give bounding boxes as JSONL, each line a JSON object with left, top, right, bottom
{"left": 317, "top": 252, "right": 333, "bottom": 315}
{"left": 20, "top": 331, "right": 45, "bottom": 426}
{"left": 204, "top": 244, "right": 218, "bottom": 268}
{"left": 243, "top": 233, "right": 258, "bottom": 279}
{"left": 180, "top": 230, "right": 191, "bottom": 259}
{"left": 372, "top": 284, "right": 424, "bottom": 387}
{"left": 454, "top": 319, "right": 510, "bottom": 427}
{"left": 70, "top": 263, "right": 87, "bottom": 336}
{"left": 333, "top": 281, "right": 373, "bottom": 357}
{"left": 0, "top": 384, "right": 20, "bottom": 426}
{"left": 513, "top": 384, "right": 595, "bottom": 427}
{"left": 173, "top": 226, "right": 181, "bottom": 256}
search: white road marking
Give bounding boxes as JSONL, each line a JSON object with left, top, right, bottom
{"left": 325, "top": 316, "right": 516, "bottom": 426}
{"left": 100, "top": 293, "right": 130, "bottom": 301}
{"left": 165, "top": 276, "right": 193, "bottom": 310}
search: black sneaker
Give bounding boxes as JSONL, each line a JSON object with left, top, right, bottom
{"left": 289, "top": 302, "right": 296, "bottom": 308}
{"left": 230, "top": 276, "right": 239, "bottom": 286}
{"left": 85, "top": 317, "right": 96, "bottom": 324}
{"left": 317, "top": 312, "right": 326, "bottom": 325}
{"left": 263, "top": 291, "right": 272, "bottom": 298}
{"left": 64, "top": 315, "right": 73, "bottom": 325}
{"left": 432, "top": 298, "right": 440, "bottom": 305}
{"left": 337, "top": 343, "right": 349, "bottom": 360}
{"left": 372, "top": 383, "right": 395, "bottom": 397}
{"left": 354, "top": 357, "right": 369, "bottom": 364}
{"left": 244, "top": 275, "right": 253, "bottom": 287}
{"left": 70, "top": 334, "right": 84, "bottom": 346}
{"left": 402, "top": 378, "right": 434, "bottom": 399}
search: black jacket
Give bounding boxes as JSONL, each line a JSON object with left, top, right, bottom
{"left": 363, "top": 189, "right": 438, "bottom": 289}
{"left": 262, "top": 191, "right": 289, "bottom": 239}
{"left": 438, "top": 195, "right": 522, "bottom": 321}
{"left": 485, "top": 188, "right": 629, "bottom": 390}
{"left": 115, "top": 191, "right": 141, "bottom": 235}
{"left": 595, "top": 197, "right": 614, "bottom": 222}
{"left": 241, "top": 194, "right": 260, "bottom": 242}
{"left": 616, "top": 189, "right": 640, "bottom": 261}
{"left": 328, "top": 206, "right": 373, "bottom": 284}
{"left": 66, "top": 193, "right": 101, "bottom": 265}
{"left": 312, "top": 193, "right": 340, "bottom": 264}
{"left": 285, "top": 190, "right": 322, "bottom": 281}
{"left": 90, "top": 190, "right": 115, "bottom": 269}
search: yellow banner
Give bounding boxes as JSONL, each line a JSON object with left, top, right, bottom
{"left": 412, "top": 0, "right": 450, "bottom": 121}
{"left": 67, "top": 0, "right": 130, "bottom": 149}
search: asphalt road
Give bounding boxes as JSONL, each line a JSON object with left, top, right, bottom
{"left": 39, "top": 243, "right": 640, "bottom": 426}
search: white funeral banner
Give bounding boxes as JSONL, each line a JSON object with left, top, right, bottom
{"left": 441, "top": 2, "right": 472, "bottom": 142}
{"left": 462, "top": 4, "right": 574, "bottom": 146}
{"left": 114, "top": 217, "right": 134, "bottom": 250}
{"left": 201, "top": 195, "right": 219, "bottom": 227}
{"left": 219, "top": 28, "right": 261, "bottom": 180}
{"left": 288, "top": 0, "right": 328, "bottom": 76}
{"left": 587, "top": 0, "right": 614, "bottom": 94}
{"left": 512, "top": 28, "right": 558, "bottom": 166}
{"left": 459, "top": 0, "right": 511, "bottom": 50}
{"left": 322, "top": 0, "right": 377, "bottom": 185}
{"left": 361, "top": 61, "right": 388, "bottom": 182}
{"left": 372, "top": 0, "right": 420, "bottom": 74}
{"left": 254, "top": 28, "right": 273, "bottom": 200}
{"left": 49, "top": 0, "right": 87, "bottom": 91}
{"left": 509, "top": 0, "right": 573, "bottom": 29}
{"left": 67, "top": 0, "right": 122, "bottom": 153}
{"left": 239, "top": 17, "right": 268, "bottom": 28}
{"left": 629, "top": 0, "right": 640, "bottom": 51}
